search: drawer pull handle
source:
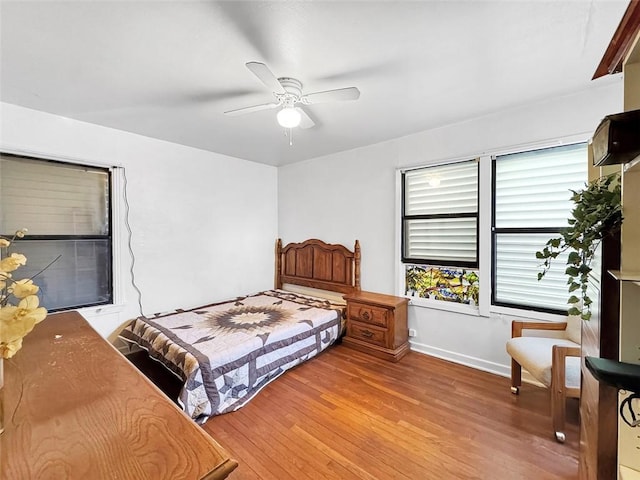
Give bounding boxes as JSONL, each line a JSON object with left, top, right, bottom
{"left": 361, "top": 330, "right": 374, "bottom": 338}
{"left": 361, "top": 311, "right": 371, "bottom": 321}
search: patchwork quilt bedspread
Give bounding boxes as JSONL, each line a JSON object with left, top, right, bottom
{"left": 120, "top": 289, "right": 344, "bottom": 423}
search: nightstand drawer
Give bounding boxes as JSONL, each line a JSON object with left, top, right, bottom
{"left": 348, "top": 302, "right": 388, "bottom": 327}
{"left": 348, "top": 322, "right": 387, "bottom": 347}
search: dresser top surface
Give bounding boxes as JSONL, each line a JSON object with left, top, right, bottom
{"left": 1, "top": 311, "right": 237, "bottom": 479}
{"left": 343, "top": 290, "right": 409, "bottom": 308}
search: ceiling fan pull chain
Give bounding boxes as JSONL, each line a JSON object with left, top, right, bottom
{"left": 289, "top": 127, "right": 293, "bottom": 147}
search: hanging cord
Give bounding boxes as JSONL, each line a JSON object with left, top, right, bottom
{"left": 620, "top": 393, "right": 640, "bottom": 427}
{"left": 283, "top": 127, "right": 294, "bottom": 146}
{"left": 119, "top": 166, "right": 144, "bottom": 317}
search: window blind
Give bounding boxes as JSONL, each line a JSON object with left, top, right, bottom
{"left": 403, "top": 160, "right": 478, "bottom": 266}
{"left": 493, "top": 143, "right": 587, "bottom": 312}
{"left": 0, "top": 154, "right": 112, "bottom": 311}
{"left": 495, "top": 146, "right": 587, "bottom": 229}
{"left": 495, "top": 233, "right": 572, "bottom": 310}
{"left": 0, "top": 156, "right": 109, "bottom": 235}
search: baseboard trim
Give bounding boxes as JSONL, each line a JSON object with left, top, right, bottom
{"left": 408, "top": 340, "right": 544, "bottom": 388}
{"left": 409, "top": 340, "right": 509, "bottom": 377}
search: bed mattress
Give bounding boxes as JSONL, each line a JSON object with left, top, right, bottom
{"left": 120, "top": 289, "right": 344, "bottom": 423}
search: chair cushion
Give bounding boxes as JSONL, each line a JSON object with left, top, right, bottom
{"left": 565, "top": 314, "right": 582, "bottom": 344}
{"left": 506, "top": 336, "right": 580, "bottom": 388}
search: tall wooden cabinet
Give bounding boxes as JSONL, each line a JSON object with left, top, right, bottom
{"left": 590, "top": 2, "right": 640, "bottom": 477}
{"left": 579, "top": 234, "right": 620, "bottom": 480}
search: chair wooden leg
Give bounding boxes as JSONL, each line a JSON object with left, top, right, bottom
{"left": 551, "top": 384, "right": 566, "bottom": 442}
{"left": 551, "top": 346, "right": 566, "bottom": 443}
{"left": 511, "top": 359, "right": 521, "bottom": 394}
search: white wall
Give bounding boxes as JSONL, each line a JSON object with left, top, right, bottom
{"left": 0, "top": 102, "right": 278, "bottom": 341}
{"left": 278, "top": 81, "right": 624, "bottom": 377}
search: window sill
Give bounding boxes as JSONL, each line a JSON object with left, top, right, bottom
{"left": 490, "top": 304, "right": 567, "bottom": 322}
{"left": 76, "top": 303, "right": 126, "bottom": 317}
{"left": 407, "top": 296, "right": 480, "bottom": 316}
{"left": 405, "top": 297, "right": 568, "bottom": 322}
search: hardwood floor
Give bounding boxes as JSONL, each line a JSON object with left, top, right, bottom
{"left": 200, "top": 345, "right": 579, "bottom": 480}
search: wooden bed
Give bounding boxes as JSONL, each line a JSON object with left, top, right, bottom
{"left": 275, "top": 238, "right": 361, "bottom": 294}
{"left": 120, "top": 238, "right": 360, "bottom": 424}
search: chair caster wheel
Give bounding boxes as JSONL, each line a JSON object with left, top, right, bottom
{"left": 510, "top": 386, "right": 520, "bottom": 395}
{"left": 555, "top": 432, "right": 566, "bottom": 443}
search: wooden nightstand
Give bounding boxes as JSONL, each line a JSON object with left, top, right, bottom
{"left": 342, "top": 291, "right": 409, "bottom": 362}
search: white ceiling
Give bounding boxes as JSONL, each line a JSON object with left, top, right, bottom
{"left": 0, "top": 0, "right": 629, "bottom": 167}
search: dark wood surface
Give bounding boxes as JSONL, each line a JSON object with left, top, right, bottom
{"left": 343, "top": 291, "right": 409, "bottom": 362}
{"left": 275, "top": 238, "right": 361, "bottom": 294}
{"left": 579, "top": 233, "right": 620, "bottom": 480}
{"left": 125, "top": 350, "right": 183, "bottom": 405}
{"left": 593, "top": 0, "right": 640, "bottom": 79}
{"left": 0, "top": 311, "right": 237, "bottom": 480}
{"left": 203, "top": 344, "right": 580, "bottom": 480}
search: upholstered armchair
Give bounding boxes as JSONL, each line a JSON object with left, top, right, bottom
{"left": 506, "top": 316, "right": 581, "bottom": 443}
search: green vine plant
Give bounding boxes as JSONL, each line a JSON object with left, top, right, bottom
{"left": 536, "top": 172, "right": 622, "bottom": 320}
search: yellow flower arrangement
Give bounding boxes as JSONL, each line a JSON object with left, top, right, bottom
{"left": 0, "top": 229, "right": 48, "bottom": 359}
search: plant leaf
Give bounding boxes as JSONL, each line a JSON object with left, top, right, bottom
{"left": 565, "top": 266, "right": 579, "bottom": 277}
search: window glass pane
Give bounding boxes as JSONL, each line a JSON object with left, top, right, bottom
{"left": 493, "top": 143, "right": 587, "bottom": 312}
{"left": 405, "top": 217, "right": 477, "bottom": 263}
{"left": 404, "top": 161, "right": 478, "bottom": 216}
{"left": 405, "top": 264, "right": 479, "bottom": 305}
{"left": 495, "top": 144, "right": 587, "bottom": 229}
{"left": 1, "top": 154, "right": 112, "bottom": 312}
{"left": 0, "top": 155, "right": 109, "bottom": 235}
{"left": 10, "top": 239, "right": 112, "bottom": 311}
{"left": 403, "top": 159, "right": 479, "bottom": 267}
{"left": 494, "top": 233, "right": 571, "bottom": 311}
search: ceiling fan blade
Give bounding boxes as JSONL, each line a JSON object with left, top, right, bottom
{"left": 224, "top": 102, "right": 278, "bottom": 116}
{"left": 302, "top": 87, "right": 360, "bottom": 105}
{"left": 298, "top": 107, "right": 315, "bottom": 129}
{"left": 246, "top": 62, "right": 285, "bottom": 94}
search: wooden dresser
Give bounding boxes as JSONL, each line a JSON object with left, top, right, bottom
{"left": 0, "top": 311, "right": 237, "bottom": 480}
{"left": 343, "top": 291, "right": 409, "bottom": 362}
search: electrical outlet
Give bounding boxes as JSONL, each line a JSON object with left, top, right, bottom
{"left": 408, "top": 328, "right": 417, "bottom": 337}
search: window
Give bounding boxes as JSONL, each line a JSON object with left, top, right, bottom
{"left": 492, "top": 143, "right": 587, "bottom": 313}
{"left": 0, "top": 153, "right": 112, "bottom": 311}
{"left": 402, "top": 160, "right": 480, "bottom": 306}
{"left": 402, "top": 159, "right": 479, "bottom": 267}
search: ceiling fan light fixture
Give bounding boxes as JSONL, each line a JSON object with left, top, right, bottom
{"left": 277, "top": 106, "right": 301, "bottom": 128}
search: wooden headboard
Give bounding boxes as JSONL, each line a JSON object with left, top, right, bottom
{"left": 275, "top": 239, "right": 361, "bottom": 295}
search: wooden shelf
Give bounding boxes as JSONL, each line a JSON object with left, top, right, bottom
{"left": 620, "top": 465, "right": 640, "bottom": 480}
{"left": 608, "top": 270, "right": 640, "bottom": 285}
{"left": 592, "top": 0, "right": 640, "bottom": 79}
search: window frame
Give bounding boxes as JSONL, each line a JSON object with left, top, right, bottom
{"left": 0, "top": 152, "right": 114, "bottom": 312}
{"left": 490, "top": 142, "right": 587, "bottom": 315}
{"left": 401, "top": 159, "right": 480, "bottom": 269}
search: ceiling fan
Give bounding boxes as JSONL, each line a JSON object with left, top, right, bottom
{"left": 224, "top": 62, "right": 360, "bottom": 130}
